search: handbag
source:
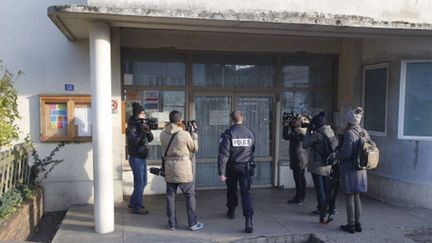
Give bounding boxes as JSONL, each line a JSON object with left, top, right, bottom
{"left": 161, "top": 132, "right": 179, "bottom": 173}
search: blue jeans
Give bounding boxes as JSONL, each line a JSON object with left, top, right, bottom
{"left": 312, "top": 173, "right": 335, "bottom": 218}
{"left": 129, "top": 156, "right": 147, "bottom": 209}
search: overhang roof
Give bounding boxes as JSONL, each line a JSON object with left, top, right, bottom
{"left": 48, "top": 5, "right": 432, "bottom": 41}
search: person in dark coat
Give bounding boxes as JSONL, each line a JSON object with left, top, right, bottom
{"left": 126, "top": 102, "right": 154, "bottom": 214}
{"left": 334, "top": 107, "right": 368, "bottom": 233}
{"left": 303, "top": 112, "right": 338, "bottom": 222}
{"left": 283, "top": 115, "right": 309, "bottom": 205}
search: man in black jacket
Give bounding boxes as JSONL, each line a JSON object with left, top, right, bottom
{"left": 126, "top": 103, "right": 154, "bottom": 214}
{"left": 218, "top": 110, "right": 256, "bottom": 233}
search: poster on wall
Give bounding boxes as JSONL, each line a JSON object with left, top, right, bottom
{"left": 74, "top": 106, "right": 92, "bottom": 137}
{"left": 209, "top": 110, "right": 230, "bottom": 125}
{"left": 143, "top": 91, "right": 159, "bottom": 112}
{"left": 49, "top": 104, "right": 68, "bottom": 129}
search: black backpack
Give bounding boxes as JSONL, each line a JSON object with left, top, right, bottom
{"left": 317, "top": 132, "right": 338, "bottom": 164}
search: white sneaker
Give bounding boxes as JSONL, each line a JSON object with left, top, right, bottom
{"left": 189, "top": 222, "right": 204, "bottom": 231}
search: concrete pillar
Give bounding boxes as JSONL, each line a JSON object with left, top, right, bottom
{"left": 89, "top": 22, "right": 114, "bottom": 234}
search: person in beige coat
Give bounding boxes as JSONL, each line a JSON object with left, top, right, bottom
{"left": 160, "top": 110, "right": 203, "bottom": 231}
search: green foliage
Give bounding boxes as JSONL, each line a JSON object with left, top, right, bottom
{"left": 0, "top": 189, "right": 23, "bottom": 219}
{"left": 0, "top": 60, "right": 22, "bottom": 148}
{"left": 25, "top": 136, "right": 67, "bottom": 186}
{"left": 0, "top": 185, "right": 35, "bottom": 219}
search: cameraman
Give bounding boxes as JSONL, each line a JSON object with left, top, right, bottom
{"left": 126, "top": 103, "right": 154, "bottom": 214}
{"left": 160, "top": 110, "right": 203, "bottom": 231}
{"left": 282, "top": 115, "right": 308, "bottom": 205}
{"left": 303, "top": 112, "right": 338, "bottom": 222}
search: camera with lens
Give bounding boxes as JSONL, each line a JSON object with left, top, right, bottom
{"left": 183, "top": 120, "right": 198, "bottom": 134}
{"left": 149, "top": 167, "right": 165, "bottom": 177}
{"left": 137, "top": 117, "right": 158, "bottom": 130}
{"left": 282, "top": 112, "right": 310, "bottom": 129}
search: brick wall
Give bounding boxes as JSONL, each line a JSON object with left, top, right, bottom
{"left": 0, "top": 187, "right": 44, "bottom": 240}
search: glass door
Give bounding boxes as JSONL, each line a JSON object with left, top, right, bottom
{"left": 194, "top": 93, "right": 273, "bottom": 188}
{"left": 236, "top": 95, "right": 273, "bottom": 185}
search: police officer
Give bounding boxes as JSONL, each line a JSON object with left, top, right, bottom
{"left": 218, "top": 110, "right": 256, "bottom": 233}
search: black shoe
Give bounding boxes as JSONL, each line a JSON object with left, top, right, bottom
{"left": 130, "top": 208, "right": 149, "bottom": 215}
{"left": 227, "top": 209, "right": 235, "bottom": 219}
{"left": 245, "top": 217, "right": 253, "bottom": 233}
{"left": 287, "top": 197, "right": 303, "bottom": 205}
{"left": 355, "top": 223, "right": 362, "bottom": 232}
{"left": 340, "top": 224, "right": 355, "bottom": 234}
{"left": 310, "top": 210, "right": 320, "bottom": 216}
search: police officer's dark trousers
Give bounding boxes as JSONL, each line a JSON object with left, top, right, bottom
{"left": 226, "top": 163, "right": 254, "bottom": 218}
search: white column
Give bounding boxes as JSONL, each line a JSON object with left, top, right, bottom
{"left": 89, "top": 22, "right": 114, "bottom": 234}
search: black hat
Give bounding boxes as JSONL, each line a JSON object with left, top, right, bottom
{"left": 311, "top": 111, "right": 326, "bottom": 129}
{"left": 132, "top": 102, "right": 144, "bottom": 117}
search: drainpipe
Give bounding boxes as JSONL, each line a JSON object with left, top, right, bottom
{"left": 89, "top": 22, "right": 114, "bottom": 234}
{"left": 274, "top": 101, "right": 281, "bottom": 187}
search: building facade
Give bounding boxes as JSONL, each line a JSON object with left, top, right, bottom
{"left": 1, "top": 0, "right": 432, "bottom": 233}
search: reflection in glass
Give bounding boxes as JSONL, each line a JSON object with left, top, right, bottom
{"left": 194, "top": 96, "right": 232, "bottom": 158}
{"left": 193, "top": 54, "right": 275, "bottom": 87}
{"left": 404, "top": 62, "right": 432, "bottom": 136}
{"left": 124, "top": 90, "right": 186, "bottom": 159}
{"left": 283, "top": 57, "right": 335, "bottom": 88}
{"left": 123, "top": 53, "right": 185, "bottom": 86}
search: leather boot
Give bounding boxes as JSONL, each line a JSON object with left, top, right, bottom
{"left": 245, "top": 217, "right": 253, "bottom": 233}
{"left": 227, "top": 208, "right": 235, "bottom": 219}
{"left": 340, "top": 224, "right": 355, "bottom": 234}
{"left": 355, "top": 223, "right": 362, "bottom": 232}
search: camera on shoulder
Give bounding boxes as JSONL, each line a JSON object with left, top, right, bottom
{"left": 137, "top": 117, "right": 158, "bottom": 130}
{"left": 182, "top": 120, "right": 198, "bottom": 134}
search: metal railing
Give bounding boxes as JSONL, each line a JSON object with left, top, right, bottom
{"left": 0, "top": 143, "right": 33, "bottom": 198}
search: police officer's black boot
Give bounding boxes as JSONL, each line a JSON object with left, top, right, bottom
{"left": 227, "top": 208, "right": 235, "bottom": 219}
{"left": 245, "top": 217, "right": 253, "bottom": 233}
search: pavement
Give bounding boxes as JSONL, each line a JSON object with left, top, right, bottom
{"left": 52, "top": 188, "right": 432, "bottom": 243}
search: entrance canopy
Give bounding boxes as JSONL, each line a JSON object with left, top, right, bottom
{"left": 48, "top": 5, "right": 432, "bottom": 41}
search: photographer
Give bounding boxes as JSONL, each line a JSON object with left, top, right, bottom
{"left": 282, "top": 114, "right": 309, "bottom": 205}
{"left": 126, "top": 103, "right": 154, "bottom": 214}
{"left": 303, "top": 112, "right": 338, "bottom": 222}
{"left": 160, "top": 110, "right": 203, "bottom": 231}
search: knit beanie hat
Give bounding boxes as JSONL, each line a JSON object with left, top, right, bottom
{"left": 132, "top": 102, "right": 144, "bottom": 117}
{"left": 311, "top": 111, "right": 326, "bottom": 129}
{"left": 346, "top": 107, "right": 363, "bottom": 125}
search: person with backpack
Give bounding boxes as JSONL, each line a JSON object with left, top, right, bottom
{"left": 282, "top": 114, "right": 309, "bottom": 205}
{"left": 303, "top": 112, "right": 338, "bottom": 222}
{"left": 332, "top": 107, "right": 368, "bottom": 234}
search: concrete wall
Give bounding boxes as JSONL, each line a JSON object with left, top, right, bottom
{"left": 361, "top": 38, "right": 432, "bottom": 208}
{"left": 88, "top": 0, "right": 432, "bottom": 24}
{"left": 0, "top": 0, "right": 123, "bottom": 211}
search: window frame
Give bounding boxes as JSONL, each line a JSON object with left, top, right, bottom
{"left": 361, "top": 63, "right": 389, "bottom": 137}
{"left": 398, "top": 59, "right": 432, "bottom": 141}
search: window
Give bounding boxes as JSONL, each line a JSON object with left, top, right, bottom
{"left": 124, "top": 89, "right": 186, "bottom": 160}
{"left": 282, "top": 57, "right": 335, "bottom": 88}
{"left": 280, "top": 91, "right": 334, "bottom": 158}
{"left": 362, "top": 63, "right": 388, "bottom": 136}
{"left": 39, "top": 95, "right": 91, "bottom": 142}
{"left": 123, "top": 53, "right": 186, "bottom": 86}
{"left": 399, "top": 60, "right": 432, "bottom": 140}
{"left": 192, "top": 54, "right": 275, "bottom": 87}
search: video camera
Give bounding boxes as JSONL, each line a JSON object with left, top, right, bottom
{"left": 183, "top": 120, "right": 198, "bottom": 134}
{"left": 137, "top": 117, "right": 158, "bottom": 130}
{"left": 282, "top": 112, "right": 310, "bottom": 128}
{"left": 149, "top": 167, "right": 165, "bottom": 177}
